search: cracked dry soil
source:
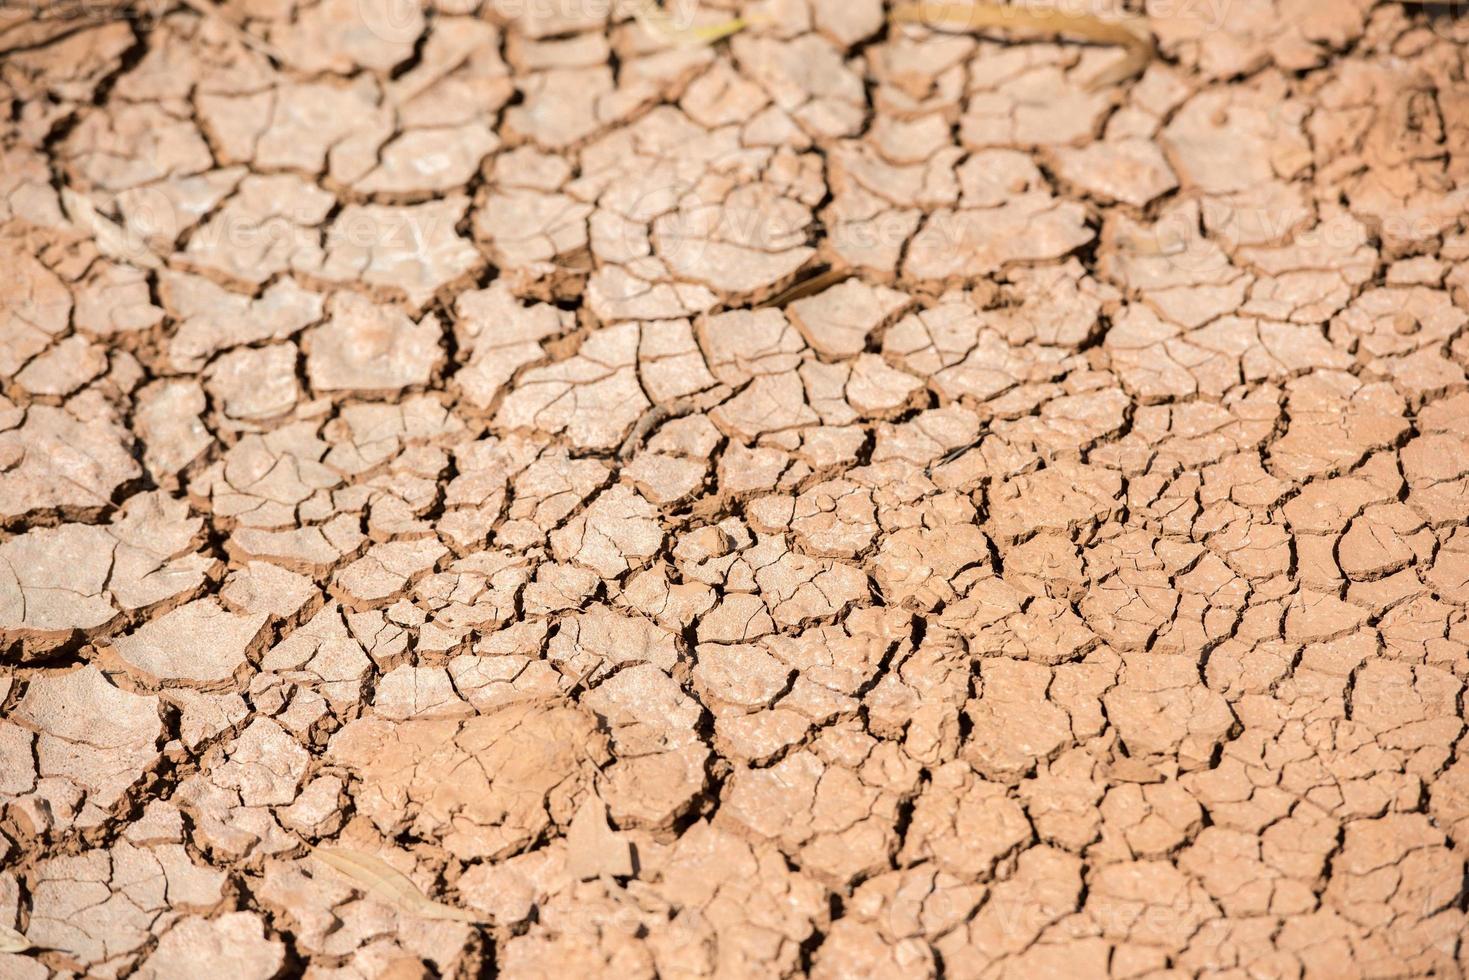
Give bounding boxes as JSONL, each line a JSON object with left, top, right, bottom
{"left": 2, "top": 0, "right": 1469, "bottom": 977}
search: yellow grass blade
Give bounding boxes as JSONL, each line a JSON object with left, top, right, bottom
{"left": 625, "top": 0, "right": 754, "bottom": 47}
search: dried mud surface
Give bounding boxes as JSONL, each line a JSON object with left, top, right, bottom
{"left": 2, "top": 0, "right": 1469, "bottom": 977}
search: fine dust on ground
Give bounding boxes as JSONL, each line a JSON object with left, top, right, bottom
{"left": 2, "top": 0, "right": 1469, "bottom": 977}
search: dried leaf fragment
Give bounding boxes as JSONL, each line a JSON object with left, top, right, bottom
{"left": 890, "top": 1, "right": 1155, "bottom": 89}
{"left": 566, "top": 794, "right": 635, "bottom": 880}
{"left": 311, "top": 848, "right": 487, "bottom": 924}
{"left": 0, "top": 924, "right": 33, "bottom": 954}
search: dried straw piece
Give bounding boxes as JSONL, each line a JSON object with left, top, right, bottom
{"left": 890, "top": 1, "right": 1155, "bottom": 89}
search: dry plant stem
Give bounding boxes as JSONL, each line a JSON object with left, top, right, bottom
{"left": 757, "top": 267, "right": 854, "bottom": 309}
{"left": 890, "top": 1, "right": 1155, "bottom": 88}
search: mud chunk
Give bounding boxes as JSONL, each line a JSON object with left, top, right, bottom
{"left": 721, "top": 728, "right": 921, "bottom": 885}
{"left": 1429, "top": 757, "right": 1469, "bottom": 851}
{"left": 206, "top": 344, "right": 300, "bottom": 425}
{"left": 135, "top": 913, "right": 285, "bottom": 980}
{"left": 733, "top": 34, "right": 866, "bottom": 139}
{"left": 310, "top": 200, "right": 483, "bottom": 309}
{"left": 582, "top": 664, "right": 709, "bottom": 830}
{"left": 0, "top": 402, "right": 140, "bottom": 521}
{"left": 791, "top": 479, "right": 878, "bottom": 558}
{"left": 1149, "top": 0, "right": 1372, "bottom": 79}
{"left": 753, "top": 545, "right": 869, "bottom": 626}
{"left": 15, "top": 334, "right": 106, "bottom": 397}
{"left": 27, "top": 842, "right": 225, "bottom": 977}
{"left": 329, "top": 700, "right": 609, "bottom": 860}
{"left": 267, "top": 0, "right": 426, "bottom": 74}
{"left": 904, "top": 194, "right": 1093, "bottom": 281}
{"left": 221, "top": 562, "right": 319, "bottom": 621}
{"left": 1102, "top": 200, "right": 1249, "bottom": 329}
{"left": 496, "top": 322, "right": 650, "bottom": 451}
{"left": 184, "top": 175, "right": 333, "bottom": 286}
{"left": 654, "top": 183, "right": 817, "bottom": 297}
{"left": 550, "top": 483, "right": 663, "bottom": 579}
{"left": 698, "top": 308, "right": 805, "bottom": 386}
{"left": 1178, "top": 824, "right": 1315, "bottom": 917}
{"left": 645, "top": 820, "right": 829, "bottom": 976}
{"left": 1402, "top": 432, "right": 1469, "bottom": 526}
{"left": 199, "top": 78, "right": 389, "bottom": 177}
{"left": 0, "top": 493, "right": 210, "bottom": 654}
{"left": 160, "top": 273, "right": 323, "bottom": 373}
{"left": 874, "top": 521, "right": 990, "bottom": 610}
{"left": 1350, "top": 659, "right": 1462, "bottom": 753}
{"left": 988, "top": 463, "right": 1124, "bottom": 543}
{"left": 229, "top": 514, "right": 367, "bottom": 575}
{"left": 255, "top": 853, "right": 474, "bottom": 973}
{"left": 1019, "top": 751, "right": 1105, "bottom": 851}
{"left": 1271, "top": 372, "right": 1409, "bottom": 481}
{"left": 1338, "top": 503, "right": 1431, "bottom": 581}
{"left": 934, "top": 846, "right": 1083, "bottom": 973}
{"left": 696, "top": 641, "right": 789, "bottom": 711}
{"left": 504, "top": 66, "right": 616, "bottom": 149}
{"left": 1083, "top": 859, "right": 1219, "bottom": 952}
{"left": 208, "top": 717, "right": 310, "bottom": 809}
{"left": 6, "top": 666, "right": 162, "bottom": 831}
{"left": 550, "top": 605, "right": 678, "bottom": 677}
{"left": 1, "top": 243, "right": 70, "bottom": 377}
{"left": 474, "top": 187, "right": 590, "bottom": 278}
{"left": 105, "top": 598, "right": 270, "bottom": 689}
{"left": 788, "top": 279, "right": 911, "bottom": 358}
{"left": 261, "top": 601, "right": 372, "bottom": 707}
{"left": 1162, "top": 81, "right": 1310, "bottom": 239}
{"left": 962, "top": 658, "right": 1071, "bottom": 783}
{"left": 899, "top": 761, "right": 1030, "bottom": 880}
{"left": 812, "top": 919, "right": 935, "bottom": 980}
{"left": 307, "top": 293, "right": 444, "bottom": 394}
{"left": 334, "top": 539, "right": 448, "bottom": 608}
{"left": 1102, "top": 780, "right": 1206, "bottom": 862}
{"left": 1103, "top": 652, "right": 1236, "bottom": 770}
{"left": 1051, "top": 137, "right": 1178, "bottom": 207}
{"left": 134, "top": 380, "right": 213, "bottom": 479}
{"left": 452, "top": 283, "right": 569, "bottom": 410}
{"left": 1322, "top": 814, "right": 1466, "bottom": 975}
